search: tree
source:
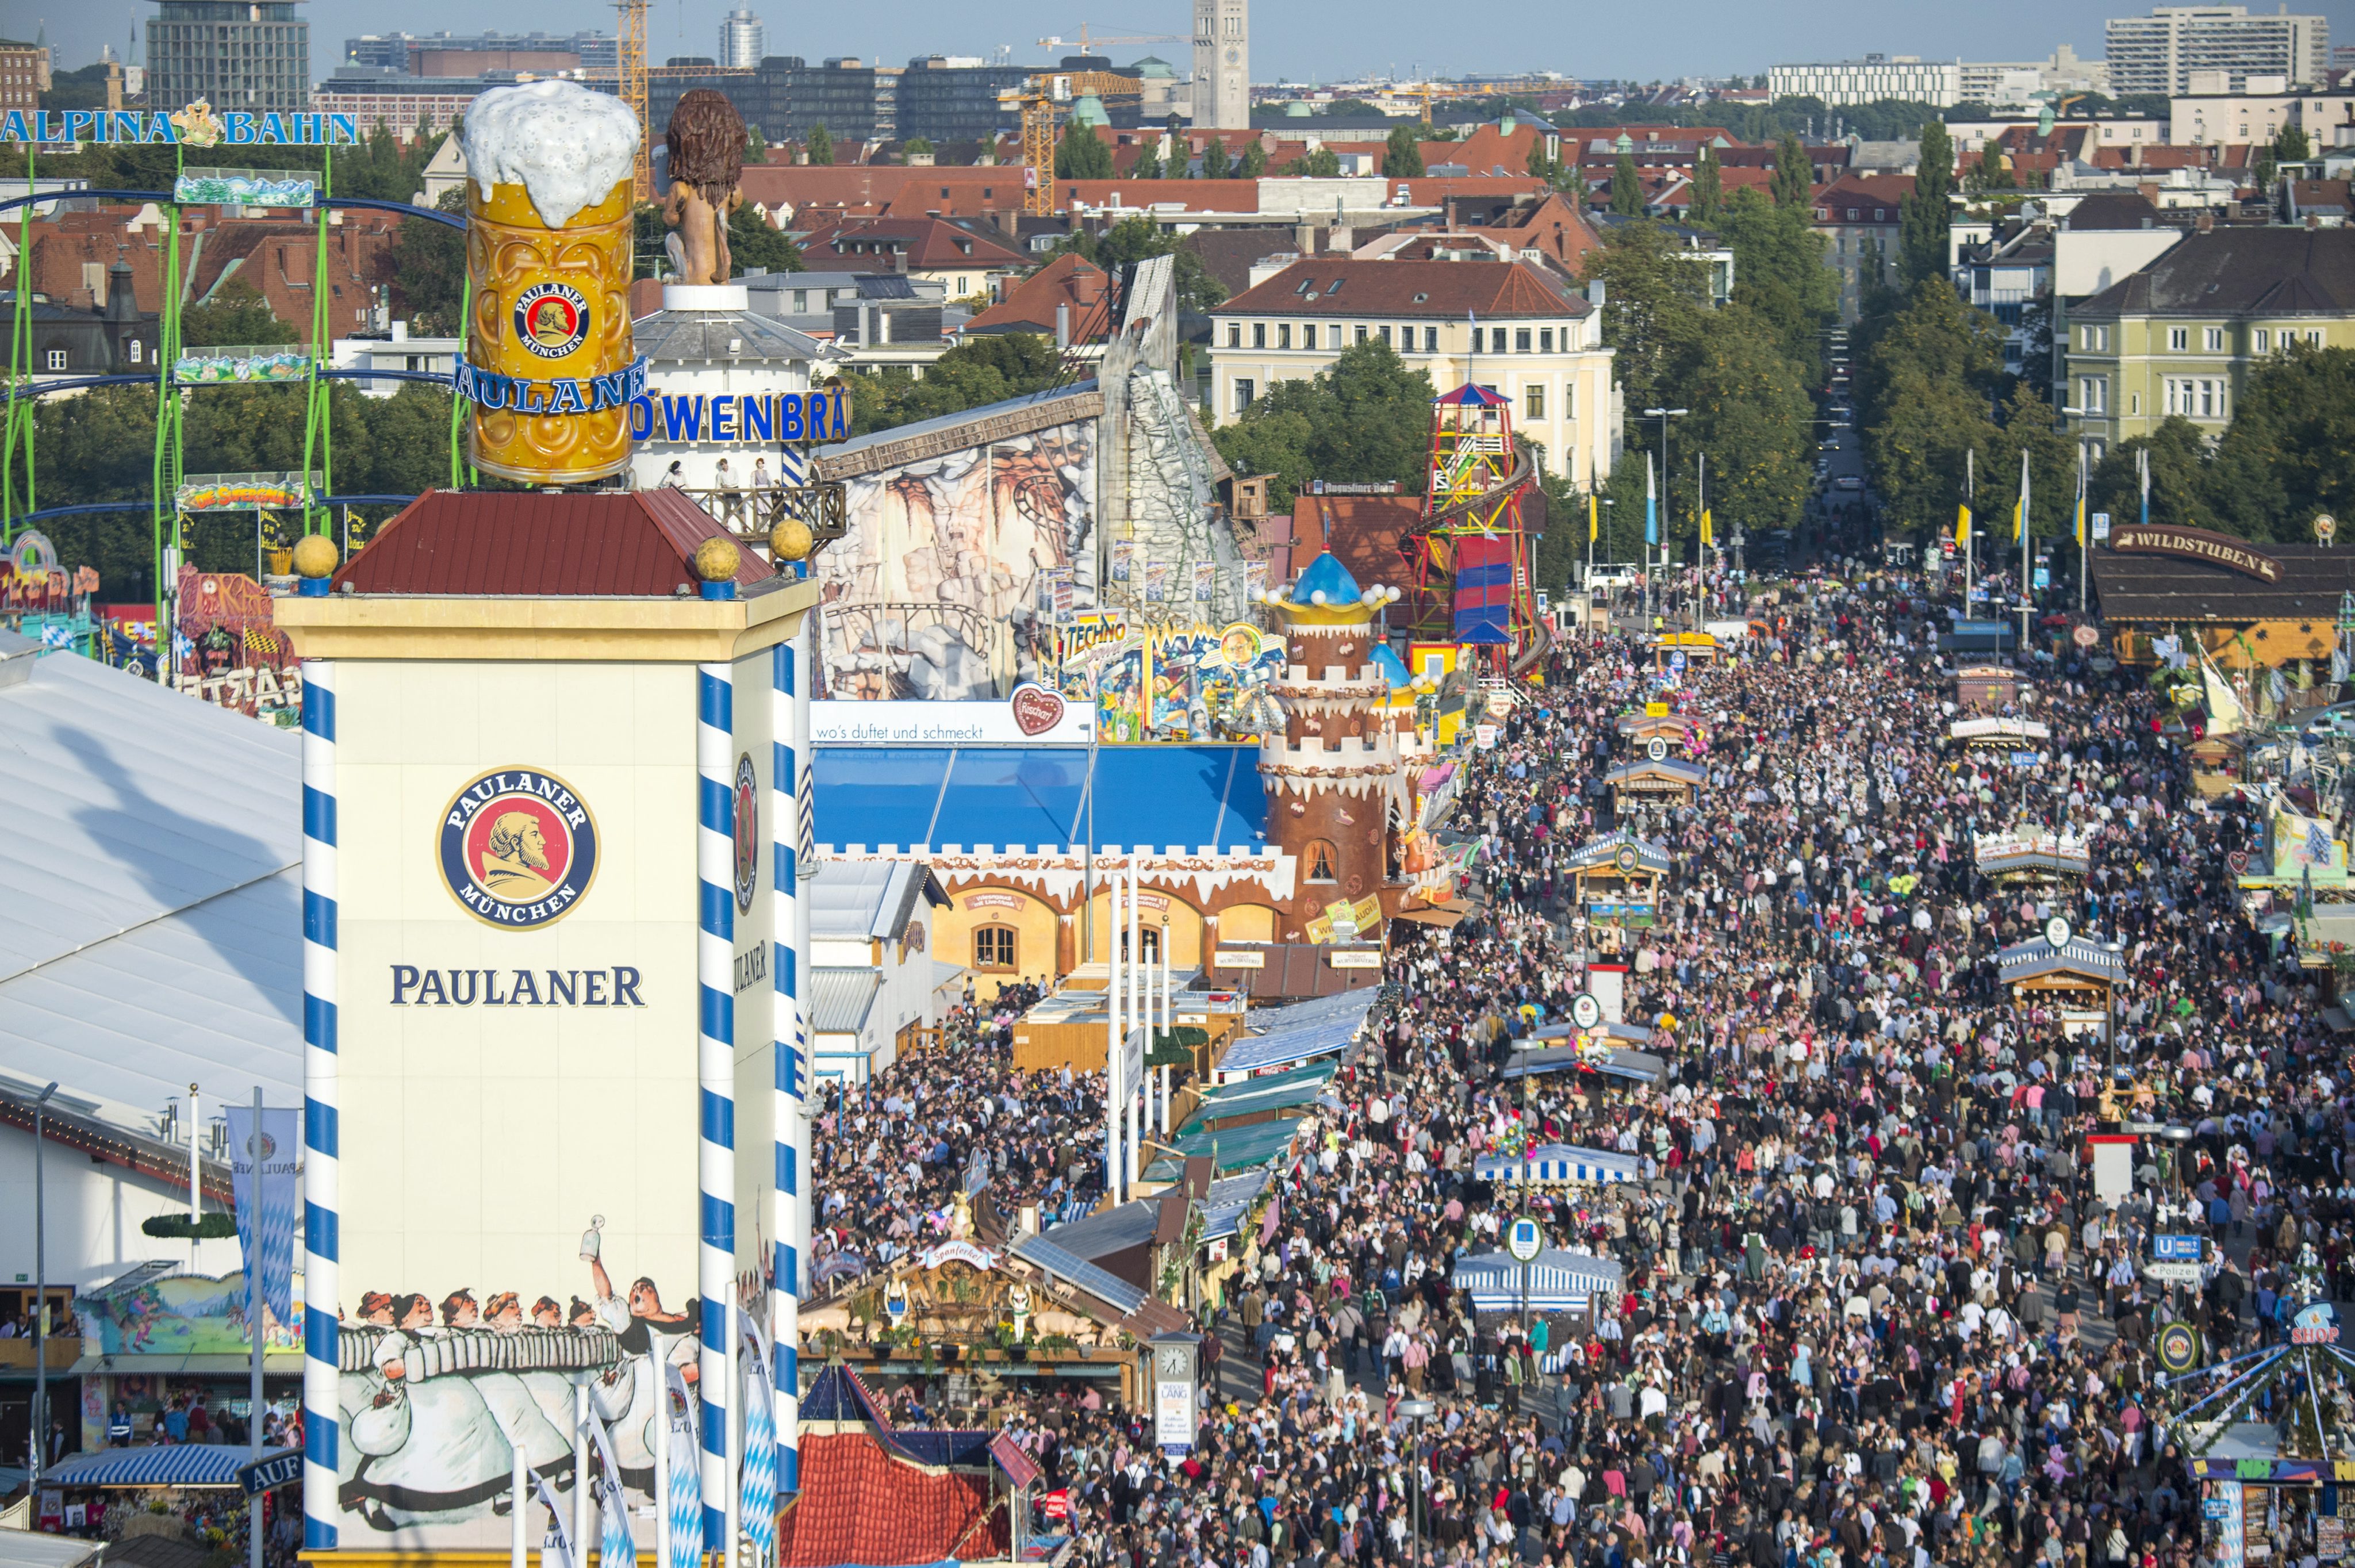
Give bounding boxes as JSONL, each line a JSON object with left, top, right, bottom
{"left": 1042, "top": 215, "right": 1227, "bottom": 312}
{"left": 2089, "top": 418, "right": 2210, "bottom": 532}
{"left": 379, "top": 187, "right": 468, "bottom": 332}
{"left": 1716, "top": 186, "right": 1837, "bottom": 388}
{"left": 836, "top": 333, "right": 1063, "bottom": 435}
{"left": 728, "top": 204, "right": 804, "bottom": 273}
{"left": 1056, "top": 122, "right": 1114, "bottom": 180}
{"left": 1966, "top": 138, "right": 2015, "bottom": 195}
{"left": 1200, "top": 137, "right": 1232, "bottom": 180}
{"left": 1677, "top": 304, "right": 1817, "bottom": 538}
{"left": 2202, "top": 343, "right": 2355, "bottom": 541}
{"left": 1900, "top": 119, "right": 1957, "bottom": 285}
{"left": 1209, "top": 337, "right": 1436, "bottom": 507}
{"left": 1852, "top": 277, "right": 2008, "bottom": 533}
{"left": 1689, "top": 143, "right": 1723, "bottom": 225}
{"left": 897, "top": 136, "right": 931, "bottom": 163}
{"left": 182, "top": 277, "right": 300, "bottom": 347}
{"left": 1382, "top": 124, "right": 1424, "bottom": 179}
{"left": 2276, "top": 124, "right": 2313, "bottom": 164}
{"left": 1609, "top": 154, "right": 1646, "bottom": 216}
{"left": 1770, "top": 132, "right": 1813, "bottom": 209}
{"left": 1129, "top": 139, "right": 1164, "bottom": 180}
{"left": 1237, "top": 140, "right": 1269, "bottom": 179}
{"left": 747, "top": 125, "right": 769, "bottom": 163}
{"left": 806, "top": 124, "right": 834, "bottom": 166}
{"left": 1288, "top": 146, "right": 1341, "bottom": 178}
{"left": 1984, "top": 381, "right": 2079, "bottom": 543}
{"left": 1576, "top": 219, "right": 1710, "bottom": 415}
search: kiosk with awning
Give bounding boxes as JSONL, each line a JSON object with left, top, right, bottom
{"left": 1651, "top": 631, "right": 1720, "bottom": 672}
{"left": 1997, "top": 926, "right": 2126, "bottom": 1041}
{"left": 1954, "top": 664, "right": 2022, "bottom": 713}
{"left": 1974, "top": 827, "right": 2091, "bottom": 887}
{"left": 1951, "top": 716, "right": 2051, "bottom": 752}
{"left": 1562, "top": 827, "right": 1670, "bottom": 925}
{"left": 1616, "top": 712, "right": 1701, "bottom": 757}
{"left": 1472, "top": 1143, "right": 1640, "bottom": 1186}
{"left": 1449, "top": 1249, "right": 1624, "bottom": 1332}
{"left": 1604, "top": 757, "right": 1707, "bottom": 815}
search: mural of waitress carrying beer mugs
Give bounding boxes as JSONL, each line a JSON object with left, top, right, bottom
{"left": 458, "top": 80, "right": 643, "bottom": 484}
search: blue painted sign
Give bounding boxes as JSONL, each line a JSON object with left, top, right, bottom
{"left": 2153, "top": 1235, "right": 2204, "bottom": 1262}
{"left": 627, "top": 390, "right": 849, "bottom": 445}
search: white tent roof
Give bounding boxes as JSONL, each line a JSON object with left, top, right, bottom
{"left": 0, "top": 636, "right": 301, "bottom": 1133}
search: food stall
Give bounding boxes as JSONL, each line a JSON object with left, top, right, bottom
{"left": 1562, "top": 827, "right": 1670, "bottom": 926}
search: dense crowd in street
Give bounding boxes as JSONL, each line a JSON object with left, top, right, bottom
{"left": 809, "top": 566, "right": 2355, "bottom": 1568}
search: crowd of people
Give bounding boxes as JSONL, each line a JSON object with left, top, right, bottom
{"left": 809, "top": 566, "right": 2355, "bottom": 1568}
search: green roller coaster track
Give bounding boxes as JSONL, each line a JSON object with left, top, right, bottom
{"left": 2, "top": 141, "right": 474, "bottom": 657}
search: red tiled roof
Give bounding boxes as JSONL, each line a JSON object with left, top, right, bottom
{"left": 1218, "top": 256, "right": 1586, "bottom": 319}
{"left": 1812, "top": 174, "right": 1915, "bottom": 221}
{"left": 334, "top": 489, "right": 776, "bottom": 597}
{"left": 966, "top": 252, "right": 1113, "bottom": 336}
{"left": 775, "top": 1432, "right": 1004, "bottom": 1568}
{"left": 797, "top": 215, "right": 1029, "bottom": 271}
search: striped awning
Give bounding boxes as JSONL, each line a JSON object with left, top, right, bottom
{"left": 1450, "top": 1249, "right": 1624, "bottom": 1314}
{"left": 40, "top": 1444, "right": 299, "bottom": 1489}
{"left": 1471, "top": 1143, "right": 1638, "bottom": 1184}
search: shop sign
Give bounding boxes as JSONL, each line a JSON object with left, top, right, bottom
{"left": 627, "top": 389, "right": 849, "bottom": 444}
{"left": 918, "top": 1240, "right": 998, "bottom": 1272}
{"left": 3, "top": 104, "right": 362, "bottom": 145}
{"left": 1212, "top": 948, "right": 1267, "bottom": 968}
{"left": 2110, "top": 524, "right": 2284, "bottom": 584}
{"left": 1329, "top": 949, "right": 1382, "bottom": 969}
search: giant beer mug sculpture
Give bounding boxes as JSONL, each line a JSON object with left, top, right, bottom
{"left": 459, "top": 80, "right": 643, "bottom": 484}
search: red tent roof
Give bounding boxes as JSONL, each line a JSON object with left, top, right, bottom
{"left": 776, "top": 1432, "right": 1005, "bottom": 1568}
{"left": 333, "top": 489, "right": 776, "bottom": 597}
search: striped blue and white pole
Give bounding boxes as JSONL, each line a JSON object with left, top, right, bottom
{"left": 769, "top": 634, "right": 803, "bottom": 1496}
{"left": 299, "top": 658, "right": 339, "bottom": 1551}
{"left": 695, "top": 660, "right": 735, "bottom": 1556}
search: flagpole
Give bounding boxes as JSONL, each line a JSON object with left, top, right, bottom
{"left": 1694, "top": 451, "right": 1705, "bottom": 630}
{"left": 2019, "top": 448, "right": 2033, "bottom": 657}
{"left": 2077, "top": 445, "right": 2089, "bottom": 619}
{"left": 1963, "top": 448, "right": 1974, "bottom": 615}
{"left": 249, "top": 1085, "right": 264, "bottom": 1568}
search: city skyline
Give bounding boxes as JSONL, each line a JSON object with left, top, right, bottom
{"left": 31, "top": 0, "right": 2355, "bottom": 91}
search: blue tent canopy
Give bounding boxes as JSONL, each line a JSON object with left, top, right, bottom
{"left": 1217, "top": 994, "right": 1375, "bottom": 1079}
{"left": 814, "top": 743, "right": 1268, "bottom": 856}
{"left": 42, "top": 1444, "right": 300, "bottom": 1488}
{"left": 1472, "top": 1143, "right": 1639, "bottom": 1184}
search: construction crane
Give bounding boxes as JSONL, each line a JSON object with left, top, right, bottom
{"left": 999, "top": 69, "right": 1142, "bottom": 217}
{"left": 615, "top": 0, "right": 651, "bottom": 199}
{"left": 1036, "top": 24, "right": 1186, "bottom": 53}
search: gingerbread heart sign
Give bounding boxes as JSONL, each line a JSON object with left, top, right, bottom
{"left": 1011, "top": 682, "right": 1067, "bottom": 737}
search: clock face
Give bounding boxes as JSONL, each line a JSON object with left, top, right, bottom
{"left": 1159, "top": 1348, "right": 1188, "bottom": 1376}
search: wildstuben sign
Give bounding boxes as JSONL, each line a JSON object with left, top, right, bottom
{"left": 2108, "top": 525, "right": 2284, "bottom": 584}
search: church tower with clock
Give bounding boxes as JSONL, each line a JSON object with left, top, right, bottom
{"left": 1192, "top": 0, "right": 1249, "bottom": 129}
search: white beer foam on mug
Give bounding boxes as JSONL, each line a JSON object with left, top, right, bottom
{"left": 462, "top": 79, "right": 642, "bottom": 231}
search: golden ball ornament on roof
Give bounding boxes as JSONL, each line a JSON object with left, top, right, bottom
{"left": 290, "top": 533, "right": 340, "bottom": 580}
{"left": 769, "top": 516, "right": 814, "bottom": 562}
{"left": 693, "top": 536, "right": 742, "bottom": 584}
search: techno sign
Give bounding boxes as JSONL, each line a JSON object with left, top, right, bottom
{"left": 437, "top": 767, "right": 601, "bottom": 929}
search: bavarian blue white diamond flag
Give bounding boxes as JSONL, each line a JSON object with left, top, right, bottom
{"left": 225, "top": 1105, "right": 299, "bottom": 1327}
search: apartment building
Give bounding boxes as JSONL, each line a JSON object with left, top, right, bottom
{"left": 1767, "top": 56, "right": 1962, "bottom": 108}
{"left": 2170, "top": 88, "right": 2355, "bottom": 148}
{"left": 148, "top": 0, "right": 309, "bottom": 114}
{"left": 2064, "top": 224, "right": 2355, "bottom": 457}
{"left": 1813, "top": 175, "right": 1915, "bottom": 320}
{"left": 1208, "top": 257, "right": 1619, "bottom": 487}
{"left": 2105, "top": 5, "right": 2330, "bottom": 94}
{"left": 0, "top": 37, "right": 50, "bottom": 118}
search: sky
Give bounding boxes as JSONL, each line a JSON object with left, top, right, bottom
{"left": 30, "top": 0, "right": 2355, "bottom": 89}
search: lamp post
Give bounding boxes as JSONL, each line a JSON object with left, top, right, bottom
{"left": 1640, "top": 408, "right": 1687, "bottom": 624}
{"left": 32, "top": 1080, "right": 57, "bottom": 1482}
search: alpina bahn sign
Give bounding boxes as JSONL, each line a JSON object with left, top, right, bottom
{"left": 3, "top": 105, "right": 364, "bottom": 145}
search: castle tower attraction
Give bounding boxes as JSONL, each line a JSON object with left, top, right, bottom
{"left": 277, "top": 490, "right": 820, "bottom": 1561}
{"left": 1257, "top": 552, "right": 1410, "bottom": 941}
